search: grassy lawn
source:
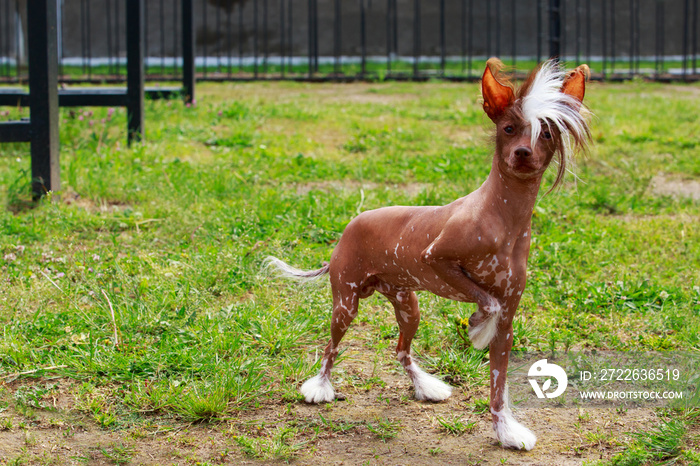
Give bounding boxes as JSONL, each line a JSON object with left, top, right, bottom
{"left": 0, "top": 78, "right": 698, "bottom": 464}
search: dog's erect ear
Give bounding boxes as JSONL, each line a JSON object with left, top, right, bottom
{"left": 482, "top": 58, "right": 514, "bottom": 122}
{"left": 561, "top": 64, "right": 589, "bottom": 104}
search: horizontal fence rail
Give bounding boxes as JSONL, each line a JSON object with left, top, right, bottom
{"left": 0, "top": 0, "right": 699, "bottom": 83}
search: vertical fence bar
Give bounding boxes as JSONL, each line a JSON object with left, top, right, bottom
{"left": 236, "top": 0, "right": 242, "bottom": 75}
{"left": 386, "top": 0, "right": 392, "bottom": 75}
{"left": 460, "top": 0, "right": 466, "bottom": 74}
{"left": 511, "top": 0, "right": 516, "bottom": 68}
{"left": 561, "top": 0, "right": 566, "bottom": 61}
{"left": 106, "top": 0, "right": 114, "bottom": 75}
{"left": 287, "top": 0, "right": 292, "bottom": 73}
{"left": 280, "top": 0, "right": 286, "bottom": 76}
{"left": 393, "top": 0, "right": 398, "bottom": 68}
{"left": 413, "top": 0, "right": 420, "bottom": 77}
{"left": 610, "top": 0, "right": 615, "bottom": 74}
{"left": 182, "top": 0, "right": 194, "bottom": 103}
{"left": 314, "top": 0, "right": 319, "bottom": 72}
{"left": 57, "top": 0, "right": 63, "bottom": 78}
{"left": 15, "top": 0, "right": 21, "bottom": 75}
{"left": 537, "top": 0, "right": 543, "bottom": 63}
{"left": 144, "top": 0, "right": 150, "bottom": 75}
{"left": 115, "top": 0, "right": 121, "bottom": 76}
{"left": 439, "top": 0, "right": 445, "bottom": 75}
{"left": 629, "top": 0, "right": 634, "bottom": 77}
{"left": 3, "top": 0, "right": 8, "bottom": 78}
{"left": 126, "top": 0, "right": 144, "bottom": 145}
{"left": 202, "top": 0, "right": 207, "bottom": 78}
{"left": 160, "top": 0, "right": 166, "bottom": 76}
{"left": 308, "top": 0, "right": 313, "bottom": 78}
{"left": 486, "top": 1, "right": 492, "bottom": 57}
{"left": 263, "top": 0, "right": 268, "bottom": 74}
{"left": 221, "top": 0, "right": 226, "bottom": 75}
{"left": 693, "top": 0, "right": 698, "bottom": 74}
{"left": 549, "top": 0, "right": 561, "bottom": 59}
{"left": 86, "top": 0, "right": 92, "bottom": 77}
{"left": 217, "top": 0, "right": 222, "bottom": 74}
{"left": 657, "top": 0, "right": 664, "bottom": 76}
{"left": 683, "top": 0, "right": 690, "bottom": 77}
{"left": 602, "top": 0, "right": 607, "bottom": 77}
{"left": 28, "top": 0, "right": 60, "bottom": 198}
{"left": 79, "top": 0, "right": 86, "bottom": 75}
{"left": 361, "top": 0, "right": 367, "bottom": 77}
{"left": 495, "top": 0, "right": 500, "bottom": 58}
{"left": 173, "top": 0, "right": 179, "bottom": 78}
{"left": 3, "top": 0, "right": 9, "bottom": 78}
{"left": 575, "top": 0, "right": 581, "bottom": 64}
{"left": 254, "top": 0, "right": 259, "bottom": 78}
{"left": 468, "top": 0, "right": 473, "bottom": 76}
{"left": 635, "top": 0, "right": 640, "bottom": 73}
{"left": 586, "top": 0, "right": 591, "bottom": 65}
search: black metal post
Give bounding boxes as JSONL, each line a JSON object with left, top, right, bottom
{"left": 126, "top": 0, "right": 144, "bottom": 145}
{"left": 28, "top": 0, "right": 60, "bottom": 198}
{"left": 182, "top": 0, "right": 195, "bottom": 104}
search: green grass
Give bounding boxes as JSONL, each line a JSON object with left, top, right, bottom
{"left": 1, "top": 79, "right": 699, "bottom": 463}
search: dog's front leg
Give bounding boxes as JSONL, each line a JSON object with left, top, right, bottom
{"left": 421, "top": 251, "right": 501, "bottom": 348}
{"left": 489, "top": 318, "right": 537, "bottom": 450}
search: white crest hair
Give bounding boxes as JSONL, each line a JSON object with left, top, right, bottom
{"left": 521, "top": 60, "right": 590, "bottom": 159}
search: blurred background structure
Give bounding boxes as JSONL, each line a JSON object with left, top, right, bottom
{"left": 1, "top": 0, "right": 698, "bottom": 83}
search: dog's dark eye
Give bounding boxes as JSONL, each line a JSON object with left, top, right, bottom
{"left": 504, "top": 125, "right": 515, "bottom": 135}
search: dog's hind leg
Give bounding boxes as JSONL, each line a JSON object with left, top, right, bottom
{"left": 300, "top": 283, "right": 361, "bottom": 404}
{"left": 383, "top": 288, "right": 452, "bottom": 402}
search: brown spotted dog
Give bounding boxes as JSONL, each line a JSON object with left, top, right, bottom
{"left": 267, "top": 58, "right": 591, "bottom": 450}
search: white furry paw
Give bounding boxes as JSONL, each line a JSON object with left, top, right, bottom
{"left": 300, "top": 375, "right": 335, "bottom": 404}
{"left": 469, "top": 314, "right": 499, "bottom": 349}
{"left": 492, "top": 410, "right": 537, "bottom": 451}
{"left": 411, "top": 365, "right": 452, "bottom": 402}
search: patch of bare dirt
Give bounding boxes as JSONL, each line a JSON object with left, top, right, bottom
{"left": 293, "top": 180, "right": 432, "bottom": 197}
{"left": 62, "top": 190, "right": 133, "bottom": 213}
{"left": 652, "top": 174, "right": 700, "bottom": 200}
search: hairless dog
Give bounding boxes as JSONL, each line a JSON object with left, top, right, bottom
{"left": 267, "top": 58, "right": 591, "bottom": 450}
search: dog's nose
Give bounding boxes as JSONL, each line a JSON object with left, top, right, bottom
{"left": 514, "top": 147, "right": 532, "bottom": 158}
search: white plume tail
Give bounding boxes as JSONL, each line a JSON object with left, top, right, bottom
{"left": 264, "top": 256, "right": 330, "bottom": 283}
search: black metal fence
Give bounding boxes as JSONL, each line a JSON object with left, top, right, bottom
{"left": 1, "top": 0, "right": 698, "bottom": 83}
